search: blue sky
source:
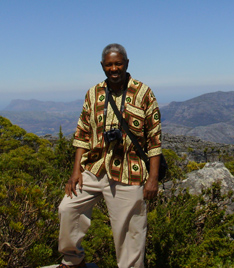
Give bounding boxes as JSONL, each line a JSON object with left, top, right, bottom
{"left": 1, "top": 0, "right": 234, "bottom": 109}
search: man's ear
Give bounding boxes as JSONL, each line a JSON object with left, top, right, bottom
{"left": 100, "top": 61, "right": 104, "bottom": 70}
{"left": 126, "top": 59, "right": 129, "bottom": 70}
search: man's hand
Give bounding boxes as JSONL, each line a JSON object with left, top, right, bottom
{"left": 143, "top": 154, "right": 161, "bottom": 200}
{"left": 143, "top": 176, "right": 158, "bottom": 200}
{"left": 65, "top": 147, "right": 88, "bottom": 198}
{"left": 65, "top": 171, "right": 83, "bottom": 199}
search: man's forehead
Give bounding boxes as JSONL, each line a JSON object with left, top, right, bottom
{"left": 103, "top": 52, "right": 126, "bottom": 62}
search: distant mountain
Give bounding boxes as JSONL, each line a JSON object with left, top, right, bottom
{"left": 161, "top": 91, "right": 234, "bottom": 144}
{"left": 3, "top": 99, "right": 84, "bottom": 113}
{"left": 1, "top": 91, "right": 234, "bottom": 144}
{"left": 1, "top": 99, "right": 84, "bottom": 136}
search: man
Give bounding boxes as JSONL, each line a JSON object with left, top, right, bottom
{"left": 57, "top": 43, "right": 162, "bottom": 268}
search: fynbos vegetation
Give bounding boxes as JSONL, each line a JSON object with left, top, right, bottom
{"left": 1, "top": 115, "right": 234, "bottom": 268}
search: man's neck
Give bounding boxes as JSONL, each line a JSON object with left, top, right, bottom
{"left": 109, "top": 83, "right": 124, "bottom": 93}
{"left": 107, "top": 73, "right": 129, "bottom": 93}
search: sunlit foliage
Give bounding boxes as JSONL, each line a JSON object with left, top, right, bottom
{"left": 1, "top": 116, "right": 234, "bottom": 268}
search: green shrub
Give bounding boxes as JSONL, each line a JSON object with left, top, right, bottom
{"left": 225, "top": 161, "right": 234, "bottom": 176}
{"left": 82, "top": 203, "right": 117, "bottom": 267}
{"left": 145, "top": 183, "right": 234, "bottom": 268}
{"left": 186, "top": 161, "right": 206, "bottom": 173}
{"left": 1, "top": 116, "right": 234, "bottom": 268}
{"left": 162, "top": 149, "right": 185, "bottom": 181}
{"left": 0, "top": 117, "right": 68, "bottom": 267}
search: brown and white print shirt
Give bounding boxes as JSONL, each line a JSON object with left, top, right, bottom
{"left": 73, "top": 74, "right": 162, "bottom": 185}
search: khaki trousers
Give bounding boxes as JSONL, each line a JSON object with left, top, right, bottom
{"left": 58, "top": 170, "right": 147, "bottom": 268}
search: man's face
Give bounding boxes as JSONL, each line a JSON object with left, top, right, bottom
{"left": 101, "top": 51, "right": 129, "bottom": 85}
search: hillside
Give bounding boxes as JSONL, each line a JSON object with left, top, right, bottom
{"left": 161, "top": 91, "right": 234, "bottom": 144}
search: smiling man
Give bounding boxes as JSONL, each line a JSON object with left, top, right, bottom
{"left": 101, "top": 46, "right": 129, "bottom": 87}
{"left": 57, "top": 43, "right": 162, "bottom": 268}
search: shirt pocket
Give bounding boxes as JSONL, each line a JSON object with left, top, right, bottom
{"left": 124, "top": 103, "right": 145, "bottom": 137}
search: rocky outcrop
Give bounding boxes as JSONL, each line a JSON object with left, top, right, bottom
{"left": 163, "top": 162, "right": 234, "bottom": 214}
{"left": 162, "top": 133, "right": 234, "bottom": 163}
{"left": 181, "top": 162, "right": 233, "bottom": 195}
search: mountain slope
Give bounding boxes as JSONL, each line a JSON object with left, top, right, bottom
{"left": 161, "top": 91, "right": 234, "bottom": 127}
{"left": 161, "top": 91, "right": 234, "bottom": 144}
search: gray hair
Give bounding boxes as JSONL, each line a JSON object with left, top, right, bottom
{"left": 101, "top": 43, "right": 128, "bottom": 62}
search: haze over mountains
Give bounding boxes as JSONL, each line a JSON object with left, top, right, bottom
{"left": 1, "top": 91, "right": 234, "bottom": 144}
{"left": 1, "top": 99, "right": 84, "bottom": 136}
{"left": 3, "top": 99, "right": 84, "bottom": 113}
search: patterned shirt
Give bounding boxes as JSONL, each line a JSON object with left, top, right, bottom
{"left": 73, "top": 74, "right": 162, "bottom": 185}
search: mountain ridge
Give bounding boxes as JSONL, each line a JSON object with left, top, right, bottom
{"left": 3, "top": 98, "right": 83, "bottom": 113}
{"left": 160, "top": 90, "right": 234, "bottom": 144}
{"left": 1, "top": 90, "right": 234, "bottom": 144}
{"left": 161, "top": 91, "right": 234, "bottom": 127}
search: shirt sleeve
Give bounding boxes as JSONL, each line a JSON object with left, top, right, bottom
{"left": 72, "top": 91, "right": 91, "bottom": 149}
{"left": 143, "top": 87, "right": 162, "bottom": 157}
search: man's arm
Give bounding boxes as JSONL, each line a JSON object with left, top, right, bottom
{"left": 143, "top": 154, "right": 161, "bottom": 200}
{"left": 65, "top": 147, "right": 88, "bottom": 198}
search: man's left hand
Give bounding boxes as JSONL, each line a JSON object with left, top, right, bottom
{"left": 143, "top": 176, "right": 158, "bottom": 200}
{"left": 143, "top": 155, "right": 160, "bottom": 199}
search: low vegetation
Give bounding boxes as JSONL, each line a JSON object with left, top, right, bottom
{"left": 1, "top": 116, "right": 234, "bottom": 268}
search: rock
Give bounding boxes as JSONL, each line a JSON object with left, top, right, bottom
{"left": 184, "top": 162, "right": 234, "bottom": 214}
{"left": 162, "top": 133, "right": 234, "bottom": 163}
{"left": 181, "top": 162, "right": 234, "bottom": 195}
{"left": 163, "top": 162, "right": 234, "bottom": 214}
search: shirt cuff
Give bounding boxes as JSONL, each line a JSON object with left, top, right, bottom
{"left": 147, "top": 147, "right": 162, "bottom": 158}
{"left": 72, "top": 139, "right": 90, "bottom": 149}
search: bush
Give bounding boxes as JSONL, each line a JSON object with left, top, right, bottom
{"left": 186, "top": 161, "right": 206, "bottom": 173}
{"left": 162, "top": 149, "right": 185, "bottom": 182}
{"left": 0, "top": 117, "right": 70, "bottom": 267}
{"left": 82, "top": 202, "right": 117, "bottom": 267}
{"left": 225, "top": 161, "right": 234, "bottom": 176}
{"left": 145, "top": 183, "right": 234, "bottom": 268}
{"left": 1, "top": 116, "right": 234, "bottom": 267}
